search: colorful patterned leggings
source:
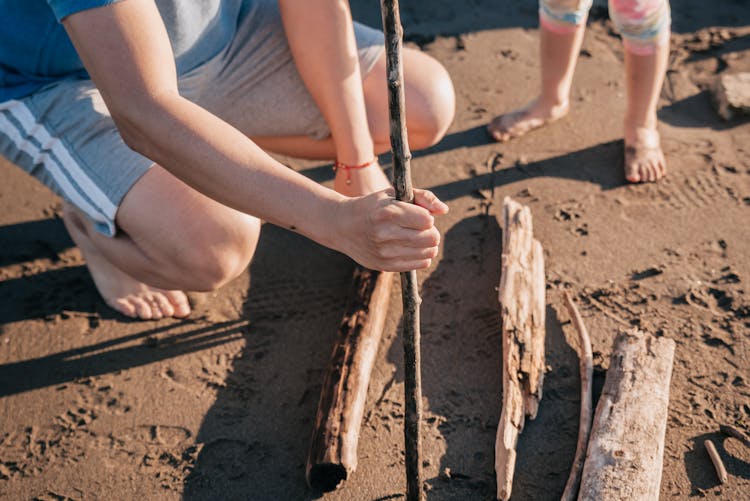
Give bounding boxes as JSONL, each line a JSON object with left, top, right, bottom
{"left": 539, "top": 0, "right": 671, "bottom": 55}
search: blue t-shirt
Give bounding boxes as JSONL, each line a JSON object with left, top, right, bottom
{"left": 0, "top": 0, "right": 244, "bottom": 102}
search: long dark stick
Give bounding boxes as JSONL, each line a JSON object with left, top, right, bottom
{"left": 379, "top": 1, "right": 423, "bottom": 499}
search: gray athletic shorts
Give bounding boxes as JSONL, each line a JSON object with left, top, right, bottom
{"left": 0, "top": 0, "right": 384, "bottom": 236}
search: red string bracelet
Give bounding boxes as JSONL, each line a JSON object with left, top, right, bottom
{"left": 333, "top": 157, "right": 377, "bottom": 185}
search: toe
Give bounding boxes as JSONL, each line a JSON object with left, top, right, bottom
{"left": 111, "top": 298, "right": 137, "bottom": 318}
{"left": 487, "top": 122, "right": 505, "bottom": 142}
{"left": 657, "top": 155, "right": 667, "bottom": 180}
{"left": 166, "top": 291, "right": 191, "bottom": 318}
{"left": 130, "top": 297, "right": 153, "bottom": 320}
{"left": 153, "top": 293, "right": 175, "bottom": 318}
{"left": 649, "top": 161, "right": 661, "bottom": 182}
{"left": 641, "top": 163, "right": 654, "bottom": 183}
{"left": 146, "top": 296, "right": 164, "bottom": 320}
{"left": 624, "top": 161, "right": 641, "bottom": 183}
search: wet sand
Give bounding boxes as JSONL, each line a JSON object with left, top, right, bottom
{"left": 1, "top": 1, "right": 749, "bottom": 499}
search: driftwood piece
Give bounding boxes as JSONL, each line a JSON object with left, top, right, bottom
{"left": 560, "top": 292, "right": 594, "bottom": 501}
{"left": 579, "top": 330, "right": 676, "bottom": 501}
{"left": 720, "top": 424, "right": 750, "bottom": 449}
{"left": 495, "top": 197, "right": 546, "bottom": 501}
{"left": 306, "top": 267, "right": 393, "bottom": 492}
{"left": 380, "top": 1, "right": 423, "bottom": 499}
{"left": 704, "top": 439, "right": 728, "bottom": 484}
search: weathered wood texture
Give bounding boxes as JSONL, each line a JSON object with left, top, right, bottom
{"left": 380, "top": 1, "right": 423, "bottom": 499}
{"left": 579, "top": 329, "right": 676, "bottom": 501}
{"left": 560, "top": 292, "right": 593, "bottom": 501}
{"left": 306, "top": 267, "right": 393, "bottom": 492}
{"left": 495, "top": 197, "right": 546, "bottom": 501}
{"left": 704, "top": 440, "right": 728, "bottom": 484}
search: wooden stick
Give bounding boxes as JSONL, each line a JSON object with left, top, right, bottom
{"left": 560, "top": 292, "right": 593, "bottom": 501}
{"left": 306, "top": 267, "right": 393, "bottom": 492}
{"left": 579, "top": 329, "right": 675, "bottom": 501}
{"left": 379, "top": 2, "right": 423, "bottom": 499}
{"left": 704, "top": 439, "right": 728, "bottom": 484}
{"left": 720, "top": 424, "right": 750, "bottom": 448}
{"left": 495, "top": 197, "right": 546, "bottom": 501}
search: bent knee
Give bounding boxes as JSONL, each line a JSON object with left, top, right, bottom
{"left": 367, "top": 48, "right": 455, "bottom": 152}
{"left": 407, "top": 50, "right": 456, "bottom": 149}
{"left": 174, "top": 215, "right": 260, "bottom": 291}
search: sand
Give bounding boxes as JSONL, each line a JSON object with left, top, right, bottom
{"left": 1, "top": 1, "right": 748, "bottom": 499}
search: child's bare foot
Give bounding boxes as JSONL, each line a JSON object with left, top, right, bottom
{"left": 623, "top": 126, "right": 667, "bottom": 183}
{"left": 487, "top": 99, "right": 569, "bottom": 142}
{"left": 334, "top": 158, "right": 392, "bottom": 198}
{"left": 62, "top": 204, "right": 191, "bottom": 320}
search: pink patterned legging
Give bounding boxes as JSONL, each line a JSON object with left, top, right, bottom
{"left": 539, "top": 0, "right": 671, "bottom": 55}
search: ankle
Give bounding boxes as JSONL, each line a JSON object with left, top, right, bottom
{"left": 624, "top": 114, "right": 657, "bottom": 132}
{"left": 536, "top": 96, "right": 569, "bottom": 115}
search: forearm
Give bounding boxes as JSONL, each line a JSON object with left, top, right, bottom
{"left": 119, "top": 92, "right": 344, "bottom": 248}
{"left": 279, "top": 0, "right": 374, "bottom": 165}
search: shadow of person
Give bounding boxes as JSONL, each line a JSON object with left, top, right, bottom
{"left": 684, "top": 431, "right": 750, "bottom": 495}
{"left": 378, "top": 215, "right": 580, "bottom": 499}
{"left": 183, "top": 223, "right": 356, "bottom": 500}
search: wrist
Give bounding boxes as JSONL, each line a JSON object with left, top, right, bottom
{"left": 310, "top": 189, "right": 351, "bottom": 253}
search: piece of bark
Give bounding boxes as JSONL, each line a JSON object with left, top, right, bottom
{"left": 560, "top": 292, "right": 594, "bottom": 501}
{"left": 704, "top": 439, "right": 728, "bottom": 484}
{"left": 578, "top": 329, "right": 675, "bottom": 501}
{"left": 306, "top": 267, "right": 393, "bottom": 492}
{"left": 380, "top": 1, "right": 424, "bottom": 499}
{"left": 495, "top": 197, "right": 546, "bottom": 501}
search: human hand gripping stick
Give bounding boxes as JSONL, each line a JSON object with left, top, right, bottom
{"left": 331, "top": 188, "right": 448, "bottom": 272}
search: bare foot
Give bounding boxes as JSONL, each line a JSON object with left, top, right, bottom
{"left": 62, "top": 204, "right": 191, "bottom": 320}
{"left": 334, "top": 158, "right": 393, "bottom": 198}
{"left": 623, "top": 126, "right": 667, "bottom": 183}
{"left": 487, "top": 99, "right": 569, "bottom": 142}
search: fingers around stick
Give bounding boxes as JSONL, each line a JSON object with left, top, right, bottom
{"left": 377, "top": 244, "right": 439, "bottom": 261}
{"left": 373, "top": 226, "right": 441, "bottom": 249}
{"left": 413, "top": 188, "right": 449, "bottom": 215}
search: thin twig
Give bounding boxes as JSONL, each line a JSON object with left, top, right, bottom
{"left": 379, "top": 1, "right": 423, "bottom": 499}
{"left": 720, "top": 424, "right": 750, "bottom": 449}
{"left": 704, "top": 439, "right": 728, "bottom": 484}
{"left": 561, "top": 292, "right": 594, "bottom": 501}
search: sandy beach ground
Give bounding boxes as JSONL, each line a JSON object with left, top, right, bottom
{"left": 1, "top": 1, "right": 748, "bottom": 499}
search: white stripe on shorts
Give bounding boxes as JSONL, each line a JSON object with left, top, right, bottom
{"left": 0, "top": 107, "right": 111, "bottom": 229}
{"left": 0, "top": 100, "right": 117, "bottom": 220}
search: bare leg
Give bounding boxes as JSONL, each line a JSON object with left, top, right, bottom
{"left": 488, "top": 20, "right": 585, "bottom": 142}
{"left": 623, "top": 41, "right": 669, "bottom": 183}
{"left": 64, "top": 165, "right": 260, "bottom": 319}
{"left": 252, "top": 48, "right": 455, "bottom": 197}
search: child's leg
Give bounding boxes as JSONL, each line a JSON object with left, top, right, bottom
{"left": 488, "top": 0, "right": 591, "bottom": 142}
{"left": 611, "top": 0, "right": 671, "bottom": 182}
